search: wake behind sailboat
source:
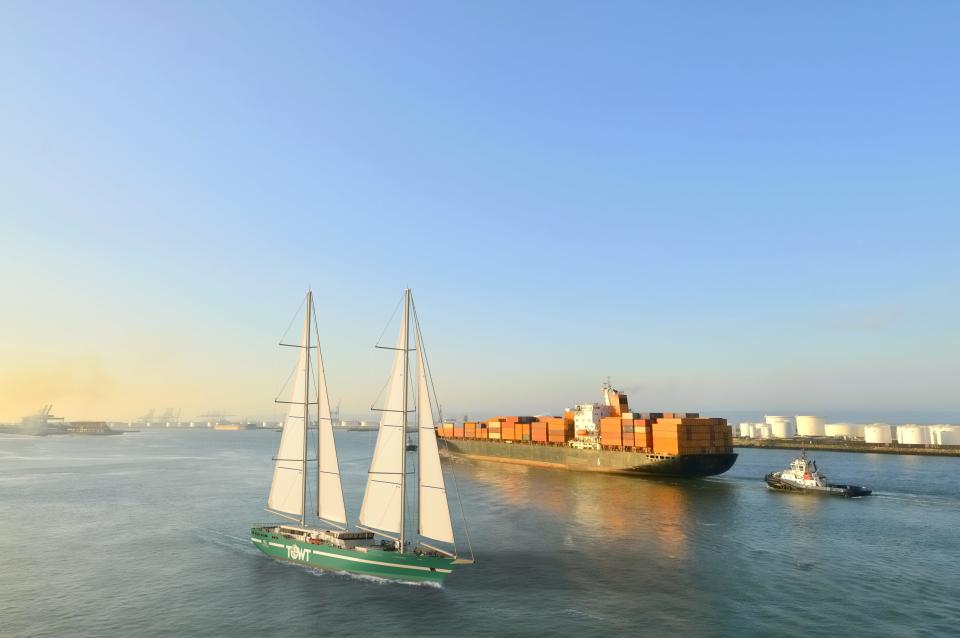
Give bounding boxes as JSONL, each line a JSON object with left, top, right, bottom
{"left": 250, "top": 289, "right": 472, "bottom": 583}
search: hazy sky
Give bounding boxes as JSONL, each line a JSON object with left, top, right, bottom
{"left": 1, "top": 2, "right": 958, "bottom": 422}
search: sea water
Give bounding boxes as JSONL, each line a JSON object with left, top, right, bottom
{"left": 1, "top": 430, "right": 957, "bottom": 637}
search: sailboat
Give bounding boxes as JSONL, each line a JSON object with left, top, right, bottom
{"left": 251, "top": 289, "right": 472, "bottom": 583}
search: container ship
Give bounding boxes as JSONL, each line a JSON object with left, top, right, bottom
{"left": 438, "top": 385, "right": 737, "bottom": 477}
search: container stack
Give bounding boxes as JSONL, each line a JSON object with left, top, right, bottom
{"left": 531, "top": 420, "right": 548, "bottom": 443}
{"left": 543, "top": 417, "right": 573, "bottom": 443}
{"left": 517, "top": 422, "right": 531, "bottom": 442}
{"left": 599, "top": 416, "right": 622, "bottom": 447}
{"left": 434, "top": 390, "right": 732, "bottom": 457}
{"left": 501, "top": 418, "right": 516, "bottom": 441}
{"left": 652, "top": 417, "right": 731, "bottom": 455}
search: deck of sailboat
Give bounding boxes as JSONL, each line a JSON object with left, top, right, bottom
{"left": 253, "top": 524, "right": 455, "bottom": 557}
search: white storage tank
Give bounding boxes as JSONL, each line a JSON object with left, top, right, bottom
{"left": 897, "top": 425, "right": 929, "bottom": 445}
{"left": 771, "top": 420, "right": 794, "bottom": 439}
{"left": 864, "top": 424, "right": 893, "bottom": 444}
{"left": 825, "top": 422, "right": 863, "bottom": 439}
{"left": 738, "top": 423, "right": 753, "bottom": 438}
{"left": 758, "top": 424, "right": 772, "bottom": 439}
{"left": 796, "top": 415, "right": 826, "bottom": 437}
{"left": 937, "top": 427, "right": 960, "bottom": 446}
{"left": 765, "top": 415, "right": 793, "bottom": 426}
{"left": 929, "top": 425, "right": 949, "bottom": 446}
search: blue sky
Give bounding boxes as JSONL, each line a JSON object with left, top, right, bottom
{"left": 1, "top": 2, "right": 958, "bottom": 422}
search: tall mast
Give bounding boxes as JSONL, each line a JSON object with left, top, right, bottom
{"left": 416, "top": 301, "right": 421, "bottom": 546}
{"left": 399, "top": 288, "right": 410, "bottom": 553}
{"left": 302, "top": 290, "right": 312, "bottom": 527}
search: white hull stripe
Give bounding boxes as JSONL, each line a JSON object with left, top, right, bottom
{"left": 258, "top": 540, "right": 452, "bottom": 573}
{"left": 250, "top": 537, "right": 264, "bottom": 544}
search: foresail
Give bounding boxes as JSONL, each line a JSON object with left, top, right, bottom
{"left": 358, "top": 311, "right": 408, "bottom": 535}
{"left": 316, "top": 340, "right": 347, "bottom": 525}
{"left": 267, "top": 306, "right": 309, "bottom": 517}
{"left": 416, "top": 326, "right": 454, "bottom": 544}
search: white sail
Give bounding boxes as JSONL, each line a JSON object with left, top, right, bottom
{"left": 267, "top": 303, "right": 309, "bottom": 517}
{"left": 316, "top": 333, "right": 347, "bottom": 525}
{"left": 415, "top": 321, "right": 454, "bottom": 544}
{"left": 358, "top": 298, "right": 409, "bottom": 536}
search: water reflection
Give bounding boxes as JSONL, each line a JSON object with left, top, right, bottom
{"left": 451, "top": 457, "right": 738, "bottom": 562}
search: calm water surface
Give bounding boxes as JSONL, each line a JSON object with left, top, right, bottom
{"left": 1, "top": 430, "right": 957, "bottom": 637}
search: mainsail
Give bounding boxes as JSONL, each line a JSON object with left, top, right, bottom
{"left": 414, "top": 315, "right": 454, "bottom": 544}
{"left": 358, "top": 296, "right": 409, "bottom": 536}
{"left": 267, "top": 300, "right": 309, "bottom": 518}
{"left": 315, "top": 305, "right": 347, "bottom": 525}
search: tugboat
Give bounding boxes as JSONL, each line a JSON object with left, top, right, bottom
{"left": 765, "top": 450, "right": 871, "bottom": 497}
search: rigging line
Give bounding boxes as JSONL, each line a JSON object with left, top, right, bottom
{"left": 311, "top": 298, "right": 329, "bottom": 417}
{"left": 374, "top": 294, "right": 404, "bottom": 349}
{"left": 445, "top": 436, "right": 475, "bottom": 562}
{"left": 273, "top": 358, "right": 299, "bottom": 406}
{"left": 278, "top": 292, "right": 309, "bottom": 348}
{"left": 410, "top": 297, "right": 442, "bottom": 425}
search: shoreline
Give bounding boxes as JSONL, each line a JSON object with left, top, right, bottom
{"left": 734, "top": 438, "right": 960, "bottom": 457}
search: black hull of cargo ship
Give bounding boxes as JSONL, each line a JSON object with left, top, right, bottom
{"left": 442, "top": 439, "right": 737, "bottom": 478}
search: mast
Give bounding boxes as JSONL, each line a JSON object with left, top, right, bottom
{"left": 302, "top": 290, "right": 312, "bottom": 527}
{"left": 416, "top": 302, "right": 421, "bottom": 542}
{"left": 399, "top": 288, "right": 410, "bottom": 553}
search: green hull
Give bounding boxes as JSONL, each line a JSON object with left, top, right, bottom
{"left": 251, "top": 527, "right": 456, "bottom": 583}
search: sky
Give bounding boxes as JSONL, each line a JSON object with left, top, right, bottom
{"left": 1, "top": 2, "right": 958, "bottom": 423}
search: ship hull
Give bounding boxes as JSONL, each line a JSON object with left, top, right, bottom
{"left": 250, "top": 527, "right": 456, "bottom": 583}
{"left": 764, "top": 473, "right": 871, "bottom": 497}
{"left": 442, "top": 439, "right": 737, "bottom": 477}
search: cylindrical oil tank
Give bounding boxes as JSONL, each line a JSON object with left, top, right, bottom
{"left": 864, "top": 424, "right": 893, "bottom": 444}
{"left": 796, "top": 415, "right": 826, "bottom": 437}
{"left": 771, "top": 420, "right": 794, "bottom": 439}
{"left": 937, "top": 427, "right": 960, "bottom": 446}
{"left": 758, "top": 424, "right": 772, "bottom": 439}
{"left": 765, "top": 415, "right": 793, "bottom": 426}
{"left": 897, "top": 425, "right": 929, "bottom": 445}
{"left": 825, "top": 422, "right": 860, "bottom": 439}
{"left": 738, "top": 423, "right": 753, "bottom": 437}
